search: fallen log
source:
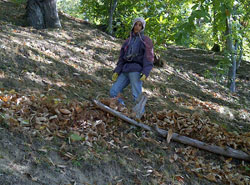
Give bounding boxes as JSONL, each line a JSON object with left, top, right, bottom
{"left": 154, "top": 126, "right": 250, "bottom": 161}
{"left": 93, "top": 100, "right": 250, "bottom": 161}
{"left": 93, "top": 100, "right": 151, "bottom": 131}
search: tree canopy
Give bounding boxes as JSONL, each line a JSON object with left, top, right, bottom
{"left": 58, "top": 0, "right": 250, "bottom": 92}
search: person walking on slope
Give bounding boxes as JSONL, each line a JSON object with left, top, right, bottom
{"left": 110, "top": 17, "right": 154, "bottom": 110}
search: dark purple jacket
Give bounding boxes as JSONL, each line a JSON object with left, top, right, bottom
{"left": 114, "top": 33, "right": 154, "bottom": 77}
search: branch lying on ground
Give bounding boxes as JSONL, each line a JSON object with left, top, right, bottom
{"left": 93, "top": 99, "right": 250, "bottom": 162}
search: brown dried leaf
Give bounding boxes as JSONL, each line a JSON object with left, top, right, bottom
{"left": 205, "top": 173, "right": 217, "bottom": 182}
{"left": 175, "top": 175, "right": 184, "bottom": 183}
{"left": 225, "top": 158, "right": 232, "bottom": 163}
{"left": 169, "top": 158, "right": 174, "bottom": 163}
{"left": 153, "top": 170, "right": 162, "bottom": 177}
{"left": 167, "top": 129, "right": 173, "bottom": 143}
{"left": 75, "top": 105, "right": 83, "bottom": 114}
{"left": 59, "top": 108, "right": 71, "bottom": 115}
{"left": 35, "top": 117, "right": 47, "bottom": 124}
{"left": 114, "top": 137, "right": 121, "bottom": 144}
{"left": 156, "top": 112, "right": 166, "bottom": 120}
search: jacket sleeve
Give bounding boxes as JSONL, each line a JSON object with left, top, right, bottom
{"left": 114, "top": 39, "right": 129, "bottom": 74}
{"left": 142, "top": 36, "right": 154, "bottom": 77}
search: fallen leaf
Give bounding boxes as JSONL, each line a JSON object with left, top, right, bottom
{"left": 49, "top": 115, "right": 57, "bottom": 120}
{"left": 169, "top": 158, "right": 174, "bottom": 163}
{"left": 35, "top": 117, "right": 47, "bottom": 124}
{"left": 225, "top": 158, "right": 232, "bottom": 163}
{"left": 174, "top": 154, "right": 178, "bottom": 161}
{"left": 60, "top": 108, "right": 71, "bottom": 115}
{"left": 70, "top": 133, "right": 83, "bottom": 141}
{"left": 167, "top": 129, "right": 173, "bottom": 143}
{"left": 38, "top": 148, "right": 48, "bottom": 153}
{"left": 18, "top": 118, "right": 29, "bottom": 125}
{"left": 153, "top": 170, "right": 162, "bottom": 177}
{"left": 175, "top": 175, "right": 184, "bottom": 183}
{"left": 205, "top": 173, "right": 217, "bottom": 182}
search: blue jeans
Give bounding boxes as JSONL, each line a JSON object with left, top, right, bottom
{"left": 110, "top": 72, "right": 142, "bottom": 106}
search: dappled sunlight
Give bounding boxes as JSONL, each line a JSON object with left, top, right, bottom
{"left": 238, "top": 109, "right": 250, "bottom": 123}
{"left": 24, "top": 71, "right": 49, "bottom": 85}
{"left": 23, "top": 71, "right": 67, "bottom": 88}
{"left": 151, "top": 61, "right": 237, "bottom": 106}
{"left": 8, "top": 162, "right": 29, "bottom": 175}
{"left": 0, "top": 70, "right": 5, "bottom": 78}
{"left": 0, "top": 157, "right": 29, "bottom": 178}
{"left": 217, "top": 106, "right": 235, "bottom": 120}
{"left": 0, "top": 1, "right": 249, "bottom": 184}
{"left": 143, "top": 88, "right": 153, "bottom": 96}
{"left": 0, "top": 14, "right": 121, "bottom": 86}
{"left": 146, "top": 64, "right": 250, "bottom": 126}
{"left": 1, "top": 15, "right": 248, "bottom": 131}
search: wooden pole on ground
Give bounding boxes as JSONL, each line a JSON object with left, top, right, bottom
{"left": 93, "top": 100, "right": 250, "bottom": 161}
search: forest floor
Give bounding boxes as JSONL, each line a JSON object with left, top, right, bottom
{"left": 0, "top": 0, "right": 249, "bottom": 184}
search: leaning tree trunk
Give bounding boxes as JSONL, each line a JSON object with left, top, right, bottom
{"left": 226, "top": 15, "right": 236, "bottom": 93}
{"left": 26, "top": 0, "right": 61, "bottom": 29}
{"left": 107, "top": 0, "right": 118, "bottom": 35}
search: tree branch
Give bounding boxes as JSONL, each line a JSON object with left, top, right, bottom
{"left": 93, "top": 100, "right": 250, "bottom": 161}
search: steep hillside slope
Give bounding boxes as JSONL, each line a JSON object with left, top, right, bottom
{"left": 0, "top": 0, "right": 249, "bottom": 184}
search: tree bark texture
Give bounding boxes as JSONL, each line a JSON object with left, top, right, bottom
{"left": 236, "top": 41, "right": 243, "bottom": 69}
{"left": 26, "top": 0, "right": 61, "bottom": 29}
{"left": 107, "top": 0, "right": 118, "bottom": 35}
{"left": 93, "top": 100, "right": 250, "bottom": 161}
{"left": 226, "top": 15, "right": 236, "bottom": 92}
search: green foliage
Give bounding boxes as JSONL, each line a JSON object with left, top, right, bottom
{"left": 10, "top": 0, "right": 26, "bottom": 4}
{"left": 57, "top": 0, "right": 83, "bottom": 19}
{"left": 59, "top": 0, "right": 249, "bottom": 83}
{"left": 78, "top": 0, "right": 191, "bottom": 47}
{"left": 70, "top": 133, "right": 84, "bottom": 141}
{"left": 58, "top": 0, "right": 249, "bottom": 49}
{"left": 0, "top": 113, "right": 9, "bottom": 129}
{"left": 214, "top": 57, "right": 231, "bottom": 82}
{"left": 245, "top": 165, "right": 250, "bottom": 172}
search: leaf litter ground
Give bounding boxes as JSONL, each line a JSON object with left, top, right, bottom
{"left": 0, "top": 0, "right": 249, "bottom": 184}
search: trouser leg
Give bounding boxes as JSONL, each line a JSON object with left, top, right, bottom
{"left": 110, "top": 73, "right": 129, "bottom": 105}
{"left": 128, "top": 72, "right": 142, "bottom": 101}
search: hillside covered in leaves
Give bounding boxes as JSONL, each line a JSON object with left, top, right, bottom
{"left": 0, "top": 0, "right": 249, "bottom": 184}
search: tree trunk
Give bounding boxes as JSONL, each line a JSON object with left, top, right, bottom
{"left": 107, "top": 0, "right": 118, "bottom": 35}
{"left": 236, "top": 41, "right": 243, "bottom": 69}
{"left": 212, "top": 1, "right": 218, "bottom": 42}
{"left": 211, "top": 3, "right": 220, "bottom": 52}
{"left": 26, "top": 0, "right": 61, "bottom": 29}
{"left": 226, "top": 15, "right": 236, "bottom": 92}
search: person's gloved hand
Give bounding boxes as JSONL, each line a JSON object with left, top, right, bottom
{"left": 112, "top": 72, "right": 119, "bottom": 82}
{"left": 140, "top": 73, "right": 146, "bottom": 81}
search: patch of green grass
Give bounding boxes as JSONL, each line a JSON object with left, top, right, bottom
{"left": 0, "top": 168, "right": 14, "bottom": 176}
{"left": 0, "top": 114, "right": 9, "bottom": 129}
{"left": 93, "top": 142, "right": 108, "bottom": 153}
{"left": 244, "top": 165, "right": 250, "bottom": 172}
{"left": 72, "top": 159, "right": 81, "bottom": 167}
{"left": 154, "top": 148, "right": 168, "bottom": 157}
{"left": 217, "top": 121, "right": 242, "bottom": 132}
